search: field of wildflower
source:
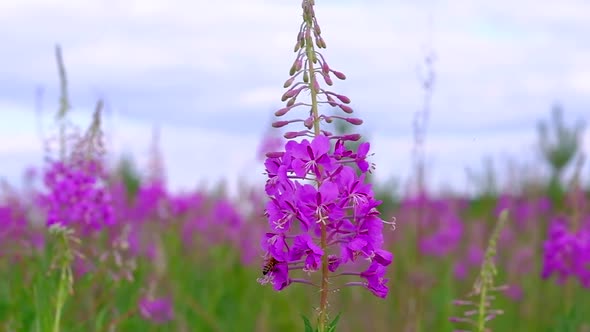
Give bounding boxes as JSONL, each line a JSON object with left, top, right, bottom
{"left": 1, "top": 1, "right": 589, "bottom": 332}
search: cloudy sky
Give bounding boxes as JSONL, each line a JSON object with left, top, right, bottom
{"left": 1, "top": 0, "right": 589, "bottom": 196}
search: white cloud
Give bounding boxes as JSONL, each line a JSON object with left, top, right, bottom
{"left": 1, "top": 0, "right": 589, "bottom": 194}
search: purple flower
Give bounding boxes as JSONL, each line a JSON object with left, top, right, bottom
{"left": 269, "top": 261, "right": 291, "bottom": 291}
{"left": 360, "top": 262, "right": 389, "bottom": 298}
{"left": 542, "top": 218, "right": 590, "bottom": 287}
{"left": 354, "top": 142, "right": 370, "bottom": 172}
{"left": 139, "top": 296, "right": 174, "bottom": 323}
{"left": 266, "top": 192, "right": 300, "bottom": 232}
{"left": 38, "top": 159, "right": 115, "bottom": 233}
{"left": 290, "top": 233, "right": 324, "bottom": 271}
{"left": 453, "top": 261, "right": 468, "bottom": 280}
{"left": 259, "top": 135, "right": 393, "bottom": 298}
{"left": 289, "top": 135, "right": 334, "bottom": 178}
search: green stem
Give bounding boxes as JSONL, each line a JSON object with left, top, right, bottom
{"left": 51, "top": 229, "right": 74, "bottom": 332}
{"left": 52, "top": 265, "right": 69, "bottom": 332}
{"left": 476, "top": 281, "right": 488, "bottom": 332}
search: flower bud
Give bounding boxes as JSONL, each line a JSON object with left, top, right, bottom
{"left": 342, "top": 134, "right": 361, "bottom": 141}
{"left": 335, "top": 94, "right": 351, "bottom": 104}
{"left": 275, "top": 107, "right": 290, "bottom": 117}
{"left": 272, "top": 121, "right": 290, "bottom": 128}
{"left": 284, "top": 130, "right": 309, "bottom": 139}
{"left": 295, "top": 58, "right": 303, "bottom": 71}
{"left": 284, "top": 77, "right": 295, "bottom": 88}
{"left": 290, "top": 57, "right": 302, "bottom": 76}
{"left": 323, "top": 73, "right": 333, "bottom": 86}
{"left": 327, "top": 95, "right": 338, "bottom": 107}
{"left": 312, "top": 79, "right": 320, "bottom": 93}
{"left": 289, "top": 64, "right": 297, "bottom": 76}
{"left": 346, "top": 118, "right": 363, "bottom": 125}
{"left": 339, "top": 104, "right": 353, "bottom": 114}
{"left": 304, "top": 117, "right": 314, "bottom": 129}
{"left": 321, "top": 61, "right": 330, "bottom": 74}
{"left": 282, "top": 87, "right": 303, "bottom": 102}
{"left": 332, "top": 70, "right": 346, "bottom": 80}
{"left": 314, "top": 23, "right": 321, "bottom": 35}
{"left": 324, "top": 116, "right": 333, "bottom": 123}
{"left": 287, "top": 97, "right": 296, "bottom": 107}
{"left": 303, "top": 71, "right": 309, "bottom": 83}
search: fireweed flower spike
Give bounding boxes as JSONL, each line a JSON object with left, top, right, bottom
{"left": 258, "top": 1, "right": 393, "bottom": 330}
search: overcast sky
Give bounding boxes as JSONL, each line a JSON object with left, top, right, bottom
{"left": 1, "top": 0, "right": 589, "bottom": 196}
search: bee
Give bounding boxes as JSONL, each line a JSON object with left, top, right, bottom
{"left": 262, "top": 257, "right": 279, "bottom": 275}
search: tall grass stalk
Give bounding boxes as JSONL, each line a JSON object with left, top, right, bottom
{"left": 48, "top": 225, "right": 76, "bottom": 332}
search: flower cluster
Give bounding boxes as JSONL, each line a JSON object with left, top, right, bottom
{"left": 541, "top": 217, "right": 590, "bottom": 287}
{"left": 38, "top": 159, "right": 115, "bottom": 234}
{"left": 259, "top": 134, "right": 393, "bottom": 297}
{"left": 257, "top": 0, "right": 392, "bottom": 301}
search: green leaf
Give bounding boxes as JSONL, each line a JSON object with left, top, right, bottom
{"left": 327, "top": 312, "right": 341, "bottom": 332}
{"left": 301, "top": 314, "right": 315, "bottom": 332}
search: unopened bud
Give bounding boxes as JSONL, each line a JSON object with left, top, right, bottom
{"left": 323, "top": 73, "right": 333, "bottom": 86}
{"left": 272, "top": 121, "right": 290, "bottom": 128}
{"left": 290, "top": 58, "right": 302, "bottom": 76}
{"left": 314, "top": 23, "right": 321, "bottom": 35}
{"left": 332, "top": 70, "right": 346, "bottom": 80}
{"left": 339, "top": 104, "right": 353, "bottom": 113}
{"left": 275, "top": 107, "right": 290, "bottom": 116}
{"left": 281, "top": 91, "right": 291, "bottom": 102}
{"left": 284, "top": 77, "right": 295, "bottom": 88}
{"left": 284, "top": 131, "right": 308, "bottom": 139}
{"left": 346, "top": 118, "right": 363, "bottom": 125}
{"left": 327, "top": 95, "right": 337, "bottom": 107}
{"left": 287, "top": 97, "right": 296, "bottom": 107}
{"left": 318, "top": 38, "right": 326, "bottom": 48}
{"left": 282, "top": 87, "right": 302, "bottom": 102}
{"left": 342, "top": 134, "right": 361, "bottom": 141}
{"left": 321, "top": 62, "right": 330, "bottom": 74}
{"left": 303, "top": 71, "right": 309, "bottom": 83}
{"left": 324, "top": 116, "right": 333, "bottom": 123}
{"left": 295, "top": 58, "right": 303, "bottom": 71}
{"left": 304, "top": 117, "right": 314, "bottom": 129}
{"left": 335, "top": 94, "right": 351, "bottom": 104}
{"left": 312, "top": 79, "right": 320, "bottom": 93}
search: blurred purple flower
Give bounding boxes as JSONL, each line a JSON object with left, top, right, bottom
{"left": 504, "top": 284, "right": 524, "bottom": 301}
{"left": 542, "top": 217, "right": 590, "bottom": 287}
{"left": 139, "top": 296, "right": 174, "bottom": 323}
{"left": 38, "top": 159, "right": 115, "bottom": 233}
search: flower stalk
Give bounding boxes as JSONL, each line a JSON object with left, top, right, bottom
{"left": 259, "top": 1, "right": 393, "bottom": 331}
{"left": 49, "top": 225, "right": 76, "bottom": 332}
{"left": 302, "top": 2, "right": 330, "bottom": 330}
